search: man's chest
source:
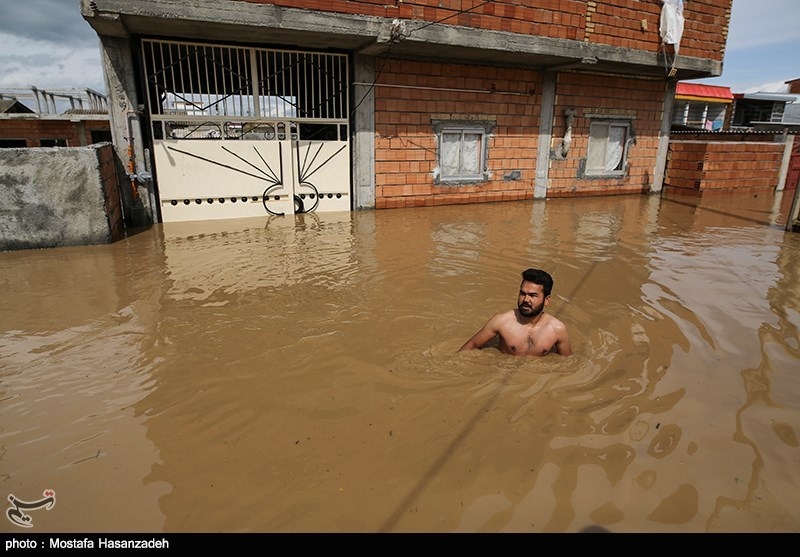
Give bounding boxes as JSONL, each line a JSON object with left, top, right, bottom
{"left": 500, "top": 327, "right": 554, "bottom": 356}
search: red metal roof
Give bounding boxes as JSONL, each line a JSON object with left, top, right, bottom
{"left": 676, "top": 82, "right": 734, "bottom": 100}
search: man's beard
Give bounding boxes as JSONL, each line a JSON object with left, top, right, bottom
{"left": 518, "top": 301, "right": 544, "bottom": 318}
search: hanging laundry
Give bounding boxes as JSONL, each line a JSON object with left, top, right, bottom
{"left": 659, "top": 0, "right": 685, "bottom": 54}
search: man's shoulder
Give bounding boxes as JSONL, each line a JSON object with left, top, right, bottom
{"left": 544, "top": 312, "right": 568, "bottom": 329}
{"left": 489, "top": 309, "right": 517, "bottom": 324}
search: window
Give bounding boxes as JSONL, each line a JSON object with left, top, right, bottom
{"left": 440, "top": 127, "right": 485, "bottom": 181}
{"left": 586, "top": 120, "right": 630, "bottom": 176}
{"left": 732, "top": 100, "right": 785, "bottom": 127}
{"left": 0, "top": 139, "right": 27, "bottom": 148}
{"left": 770, "top": 102, "right": 785, "bottom": 123}
{"left": 672, "top": 101, "right": 727, "bottom": 130}
{"left": 40, "top": 138, "right": 67, "bottom": 147}
{"left": 432, "top": 118, "right": 493, "bottom": 183}
{"left": 90, "top": 130, "right": 112, "bottom": 144}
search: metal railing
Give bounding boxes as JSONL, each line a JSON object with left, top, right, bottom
{"left": 141, "top": 39, "right": 349, "bottom": 128}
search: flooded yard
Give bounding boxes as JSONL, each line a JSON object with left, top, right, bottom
{"left": 1, "top": 189, "right": 799, "bottom": 532}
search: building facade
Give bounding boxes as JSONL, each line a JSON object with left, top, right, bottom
{"left": 671, "top": 82, "right": 732, "bottom": 131}
{"left": 0, "top": 87, "right": 111, "bottom": 148}
{"left": 81, "top": 0, "right": 732, "bottom": 224}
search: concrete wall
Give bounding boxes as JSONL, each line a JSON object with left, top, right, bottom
{"left": 0, "top": 143, "right": 125, "bottom": 251}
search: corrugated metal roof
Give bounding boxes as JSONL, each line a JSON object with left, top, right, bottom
{"left": 62, "top": 108, "right": 109, "bottom": 115}
{"left": 675, "top": 82, "right": 733, "bottom": 101}
{"left": 737, "top": 92, "right": 798, "bottom": 103}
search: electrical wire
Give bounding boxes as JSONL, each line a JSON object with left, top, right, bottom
{"left": 350, "top": 0, "right": 497, "bottom": 114}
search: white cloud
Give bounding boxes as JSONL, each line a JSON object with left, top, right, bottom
{"left": 743, "top": 81, "right": 790, "bottom": 95}
{"left": 0, "top": 31, "right": 104, "bottom": 91}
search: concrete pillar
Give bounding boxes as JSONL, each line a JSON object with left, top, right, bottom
{"left": 99, "top": 34, "right": 152, "bottom": 226}
{"left": 776, "top": 132, "right": 794, "bottom": 192}
{"left": 652, "top": 80, "right": 677, "bottom": 194}
{"left": 534, "top": 72, "right": 557, "bottom": 198}
{"left": 787, "top": 186, "right": 800, "bottom": 232}
{"left": 76, "top": 121, "right": 88, "bottom": 147}
{"left": 352, "top": 54, "right": 376, "bottom": 210}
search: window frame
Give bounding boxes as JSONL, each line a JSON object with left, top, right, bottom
{"left": 432, "top": 119, "right": 493, "bottom": 184}
{"left": 584, "top": 118, "right": 631, "bottom": 178}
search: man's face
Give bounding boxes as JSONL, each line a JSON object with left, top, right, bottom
{"left": 517, "top": 281, "right": 548, "bottom": 318}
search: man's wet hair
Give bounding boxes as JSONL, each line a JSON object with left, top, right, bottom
{"left": 521, "top": 268, "right": 553, "bottom": 297}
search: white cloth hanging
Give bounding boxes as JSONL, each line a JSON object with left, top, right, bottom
{"left": 660, "top": 0, "right": 685, "bottom": 53}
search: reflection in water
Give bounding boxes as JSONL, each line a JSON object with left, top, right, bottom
{"left": 1, "top": 190, "right": 799, "bottom": 532}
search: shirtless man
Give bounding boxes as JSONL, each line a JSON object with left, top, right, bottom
{"left": 459, "top": 268, "right": 572, "bottom": 357}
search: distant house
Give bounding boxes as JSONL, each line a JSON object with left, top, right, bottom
{"left": 672, "top": 82, "right": 733, "bottom": 131}
{"left": 729, "top": 91, "right": 798, "bottom": 131}
{"left": 673, "top": 80, "right": 799, "bottom": 132}
{"left": 667, "top": 80, "right": 799, "bottom": 201}
{"left": 0, "top": 87, "right": 111, "bottom": 148}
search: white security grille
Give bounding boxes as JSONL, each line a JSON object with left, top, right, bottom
{"left": 140, "top": 39, "right": 351, "bottom": 222}
{"left": 142, "top": 40, "right": 349, "bottom": 121}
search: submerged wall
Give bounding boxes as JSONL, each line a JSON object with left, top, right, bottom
{"left": 0, "top": 143, "right": 125, "bottom": 251}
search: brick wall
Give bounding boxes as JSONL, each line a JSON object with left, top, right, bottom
{"left": 547, "top": 73, "right": 666, "bottom": 197}
{"left": 0, "top": 117, "right": 110, "bottom": 147}
{"left": 671, "top": 131, "right": 779, "bottom": 143}
{"left": 373, "top": 59, "right": 542, "bottom": 209}
{"left": 240, "top": 0, "right": 731, "bottom": 62}
{"left": 97, "top": 144, "right": 126, "bottom": 243}
{"left": 664, "top": 141, "right": 784, "bottom": 194}
{"left": 372, "top": 60, "right": 672, "bottom": 208}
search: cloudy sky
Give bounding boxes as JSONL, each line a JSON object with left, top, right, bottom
{"left": 0, "top": 1, "right": 105, "bottom": 92}
{"left": 0, "top": 0, "right": 798, "bottom": 95}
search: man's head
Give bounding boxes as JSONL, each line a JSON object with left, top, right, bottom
{"left": 521, "top": 268, "right": 553, "bottom": 296}
{"left": 518, "top": 269, "right": 554, "bottom": 318}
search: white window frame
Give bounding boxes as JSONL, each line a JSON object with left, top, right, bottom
{"left": 585, "top": 119, "right": 631, "bottom": 177}
{"left": 672, "top": 100, "right": 728, "bottom": 130}
{"left": 771, "top": 102, "right": 785, "bottom": 123}
{"left": 437, "top": 125, "right": 488, "bottom": 183}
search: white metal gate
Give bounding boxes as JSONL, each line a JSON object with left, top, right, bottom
{"left": 142, "top": 39, "right": 350, "bottom": 222}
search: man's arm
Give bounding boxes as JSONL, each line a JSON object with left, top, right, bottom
{"left": 551, "top": 321, "right": 572, "bottom": 356}
{"left": 459, "top": 315, "right": 502, "bottom": 352}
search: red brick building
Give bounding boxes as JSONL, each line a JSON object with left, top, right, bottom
{"left": 81, "top": 0, "right": 733, "bottom": 223}
{"left": 0, "top": 88, "right": 111, "bottom": 148}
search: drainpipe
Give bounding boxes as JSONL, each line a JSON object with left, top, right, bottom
{"left": 550, "top": 107, "right": 577, "bottom": 160}
{"left": 124, "top": 110, "right": 152, "bottom": 227}
{"left": 126, "top": 111, "right": 142, "bottom": 202}
{"left": 559, "top": 108, "right": 577, "bottom": 158}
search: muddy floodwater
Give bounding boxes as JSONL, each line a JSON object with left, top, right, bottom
{"left": 2, "top": 190, "right": 799, "bottom": 533}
